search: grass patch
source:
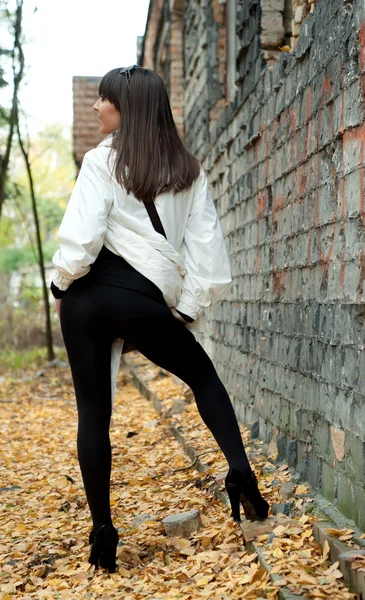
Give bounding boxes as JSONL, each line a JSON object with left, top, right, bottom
{"left": 0, "top": 346, "right": 67, "bottom": 373}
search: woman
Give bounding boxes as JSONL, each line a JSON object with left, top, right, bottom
{"left": 51, "top": 66, "right": 269, "bottom": 573}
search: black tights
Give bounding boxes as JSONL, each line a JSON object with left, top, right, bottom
{"left": 60, "top": 279, "right": 251, "bottom": 528}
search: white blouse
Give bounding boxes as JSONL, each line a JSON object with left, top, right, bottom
{"left": 52, "top": 137, "right": 232, "bottom": 339}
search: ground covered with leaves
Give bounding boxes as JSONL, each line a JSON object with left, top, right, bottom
{"left": 0, "top": 354, "right": 360, "bottom": 599}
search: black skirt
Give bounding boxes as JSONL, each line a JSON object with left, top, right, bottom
{"left": 85, "top": 245, "right": 164, "bottom": 302}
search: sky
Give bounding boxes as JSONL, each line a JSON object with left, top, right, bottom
{"left": 15, "top": 0, "right": 149, "bottom": 132}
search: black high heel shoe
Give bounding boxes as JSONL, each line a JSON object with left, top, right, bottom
{"left": 88, "top": 523, "right": 119, "bottom": 572}
{"left": 225, "top": 468, "right": 269, "bottom": 522}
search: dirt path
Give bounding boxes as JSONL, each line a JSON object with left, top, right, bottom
{"left": 0, "top": 360, "right": 357, "bottom": 599}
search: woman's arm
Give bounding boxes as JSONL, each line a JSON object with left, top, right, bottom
{"left": 51, "top": 149, "right": 113, "bottom": 295}
{"left": 175, "top": 169, "right": 232, "bottom": 321}
{"left": 170, "top": 307, "right": 194, "bottom": 324}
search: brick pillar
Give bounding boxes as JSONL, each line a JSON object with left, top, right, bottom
{"left": 73, "top": 76, "right": 104, "bottom": 169}
{"left": 170, "top": 8, "right": 185, "bottom": 135}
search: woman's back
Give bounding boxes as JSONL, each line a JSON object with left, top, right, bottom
{"left": 54, "top": 135, "right": 232, "bottom": 324}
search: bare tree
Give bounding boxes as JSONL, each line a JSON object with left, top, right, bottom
{"left": 16, "top": 107, "right": 55, "bottom": 361}
{"left": 0, "top": 0, "right": 24, "bottom": 220}
{"left": 1, "top": 0, "right": 55, "bottom": 360}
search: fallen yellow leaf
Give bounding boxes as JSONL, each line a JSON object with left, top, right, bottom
{"left": 251, "top": 567, "right": 267, "bottom": 583}
{"left": 271, "top": 578, "right": 288, "bottom": 586}
{"left": 273, "top": 525, "right": 287, "bottom": 536}
{"left": 196, "top": 574, "right": 215, "bottom": 587}
{"left": 299, "top": 514, "right": 310, "bottom": 524}
{"left": 298, "top": 573, "right": 317, "bottom": 585}
{"left": 322, "top": 538, "right": 330, "bottom": 561}
{"left": 295, "top": 485, "right": 309, "bottom": 494}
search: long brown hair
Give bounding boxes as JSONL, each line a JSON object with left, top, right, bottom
{"left": 98, "top": 67, "right": 201, "bottom": 202}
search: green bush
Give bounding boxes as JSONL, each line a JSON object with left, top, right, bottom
{"left": 0, "top": 242, "right": 57, "bottom": 274}
{"left": 0, "top": 247, "right": 36, "bottom": 273}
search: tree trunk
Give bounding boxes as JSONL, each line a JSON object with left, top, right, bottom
{"left": 0, "top": 0, "right": 24, "bottom": 220}
{"left": 16, "top": 111, "right": 55, "bottom": 362}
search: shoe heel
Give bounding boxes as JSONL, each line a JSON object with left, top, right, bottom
{"left": 225, "top": 483, "right": 241, "bottom": 522}
{"left": 99, "top": 545, "right": 117, "bottom": 572}
{"left": 225, "top": 467, "right": 270, "bottom": 522}
{"left": 89, "top": 546, "right": 117, "bottom": 573}
{"left": 88, "top": 524, "right": 118, "bottom": 573}
{"left": 89, "top": 542, "right": 102, "bottom": 567}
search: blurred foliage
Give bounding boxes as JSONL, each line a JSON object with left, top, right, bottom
{"left": 0, "top": 284, "right": 64, "bottom": 351}
{"left": 0, "top": 2, "right": 75, "bottom": 273}
{"left": 0, "top": 246, "right": 35, "bottom": 271}
{"left": 0, "top": 346, "right": 67, "bottom": 372}
{"left": 0, "top": 123, "right": 75, "bottom": 272}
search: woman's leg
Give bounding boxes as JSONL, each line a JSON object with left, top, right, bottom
{"left": 120, "top": 304, "right": 252, "bottom": 475}
{"left": 124, "top": 305, "right": 269, "bottom": 522}
{"left": 59, "top": 281, "right": 253, "bottom": 530}
{"left": 60, "top": 292, "right": 114, "bottom": 530}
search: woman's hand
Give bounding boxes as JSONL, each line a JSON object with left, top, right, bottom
{"left": 170, "top": 307, "right": 189, "bottom": 324}
{"left": 55, "top": 298, "right": 62, "bottom": 319}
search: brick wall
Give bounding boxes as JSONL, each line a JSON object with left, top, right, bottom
{"left": 73, "top": 76, "right": 104, "bottom": 168}
{"left": 141, "top": 0, "right": 365, "bottom": 529}
{"left": 205, "top": 0, "right": 365, "bottom": 529}
{"left": 184, "top": 0, "right": 227, "bottom": 156}
{"left": 170, "top": 6, "right": 185, "bottom": 133}
{"left": 139, "top": 0, "right": 164, "bottom": 69}
{"left": 139, "top": 0, "right": 185, "bottom": 134}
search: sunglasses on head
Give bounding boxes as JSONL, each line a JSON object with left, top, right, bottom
{"left": 119, "top": 65, "right": 141, "bottom": 85}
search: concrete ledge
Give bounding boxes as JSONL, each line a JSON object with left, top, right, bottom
{"left": 313, "top": 521, "right": 353, "bottom": 563}
{"left": 338, "top": 550, "right": 365, "bottom": 597}
{"left": 312, "top": 494, "right": 365, "bottom": 549}
{"left": 252, "top": 544, "right": 310, "bottom": 600}
{"left": 313, "top": 520, "right": 365, "bottom": 597}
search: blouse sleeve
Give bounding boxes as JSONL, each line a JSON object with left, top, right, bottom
{"left": 175, "top": 169, "right": 232, "bottom": 320}
{"left": 51, "top": 150, "right": 113, "bottom": 292}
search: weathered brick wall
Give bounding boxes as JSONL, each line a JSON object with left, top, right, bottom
{"left": 139, "top": 0, "right": 365, "bottom": 529}
{"left": 139, "top": 0, "right": 164, "bottom": 69}
{"left": 191, "top": 0, "right": 365, "bottom": 529}
{"left": 184, "top": 0, "right": 226, "bottom": 157}
{"left": 73, "top": 76, "right": 104, "bottom": 168}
